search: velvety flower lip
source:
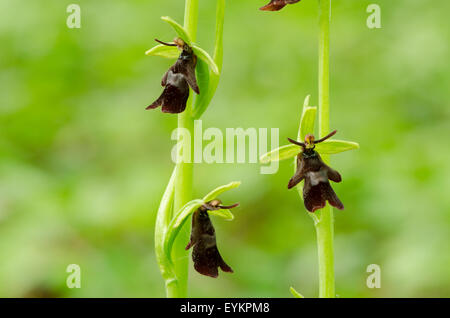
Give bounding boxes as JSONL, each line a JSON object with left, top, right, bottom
{"left": 185, "top": 200, "right": 239, "bottom": 278}
{"left": 287, "top": 130, "right": 344, "bottom": 212}
{"left": 146, "top": 38, "right": 199, "bottom": 114}
{"left": 260, "top": 0, "right": 301, "bottom": 11}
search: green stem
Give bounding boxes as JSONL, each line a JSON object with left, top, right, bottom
{"left": 166, "top": 0, "right": 198, "bottom": 298}
{"left": 315, "top": 0, "right": 335, "bottom": 298}
{"left": 315, "top": 205, "right": 335, "bottom": 297}
{"left": 184, "top": 0, "right": 198, "bottom": 43}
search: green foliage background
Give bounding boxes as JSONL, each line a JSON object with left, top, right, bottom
{"left": 0, "top": 0, "right": 449, "bottom": 297}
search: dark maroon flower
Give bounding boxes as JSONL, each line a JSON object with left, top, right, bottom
{"left": 185, "top": 199, "right": 239, "bottom": 278}
{"left": 146, "top": 38, "right": 199, "bottom": 114}
{"left": 260, "top": 0, "right": 301, "bottom": 11}
{"left": 287, "top": 130, "right": 344, "bottom": 212}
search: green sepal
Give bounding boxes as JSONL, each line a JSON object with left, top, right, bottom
{"left": 315, "top": 140, "right": 360, "bottom": 154}
{"left": 299, "top": 106, "right": 317, "bottom": 142}
{"left": 145, "top": 44, "right": 179, "bottom": 59}
{"left": 161, "top": 16, "right": 192, "bottom": 44}
{"left": 209, "top": 209, "right": 234, "bottom": 221}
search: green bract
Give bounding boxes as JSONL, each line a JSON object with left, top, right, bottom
{"left": 164, "top": 199, "right": 204, "bottom": 261}
{"left": 192, "top": 45, "right": 219, "bottom": 75}
{"left": 192, "top": 0, "right": 225, "bottom": 118}
{"left": 203, "top": 181, "right": 241, "bottom": 202}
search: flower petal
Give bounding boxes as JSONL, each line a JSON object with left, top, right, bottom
{"left": 315, "top": 140, "right": 360, "bottom": 154}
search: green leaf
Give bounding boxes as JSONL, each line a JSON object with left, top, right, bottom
{"left": 161, "top": 16, "right": 191, "bottom": 44}
{"left": 315, "top": 140, "right": 360, "bottom": 154}
{"left": 209, "top": 209, "right": 234, "bottom": 221}
{"left": 299, "top": 106, "right": 317, "bottom": 142}
{"left": 145, "top": 44, "right": 179, "bottom": 59}
{"left": 192, "top": 45, "right": 220, "bottom": 75}
{"left": 290, "top": 287, "right": 305, "bottom": 298}
{"left": 203, "top": 181, "right": 241, "bottom": 202}
{"left": 164, "top": 199, "right": 204, "bottom": 261}
{"left": 154, "top": 167, "right": 177, "bottom": 280}
{"left": 260, "top": 144, "right": 300, "bottom": 164}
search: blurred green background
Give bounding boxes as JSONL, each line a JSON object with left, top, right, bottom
{"left": 1, "top": 0, "right": 449, "bottom": 297}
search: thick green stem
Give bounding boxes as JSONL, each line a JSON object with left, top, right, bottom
{"left": 166, "top": 0, "right": 198, "bottom": 298}
{"left": 315, "top": 0, "right": 335, "bottom": 298}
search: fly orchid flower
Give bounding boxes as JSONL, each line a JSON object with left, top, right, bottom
{"left": 147, "top": 38, "right": 199, "bottom": 113}
{"left": 287, "top": 130, "right": 344, "bottom": 212}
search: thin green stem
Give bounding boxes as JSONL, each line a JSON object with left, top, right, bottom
{"left": 315, "top": 0, "right": 335, "bottom": 298}
{"left": 184, "top": 0, "right": 199, "bottom": 42}
{"left": 318, "top": 0, "right": 330, "bottom": 139}
{"left": 166, "top": 0, "right": 198, "bottom": 298}
{"left": 315, "top": 205, "right": 335, "bottom": 297}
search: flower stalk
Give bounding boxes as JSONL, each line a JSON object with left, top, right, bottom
{"left": 315, "top": 0, "right": 335, "bottom": 298}
{"left": 167, "top": 0, "right": 198, "bottom": 298}
{"left": 259, "top": 0, "right": 358, "bottom": 298}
